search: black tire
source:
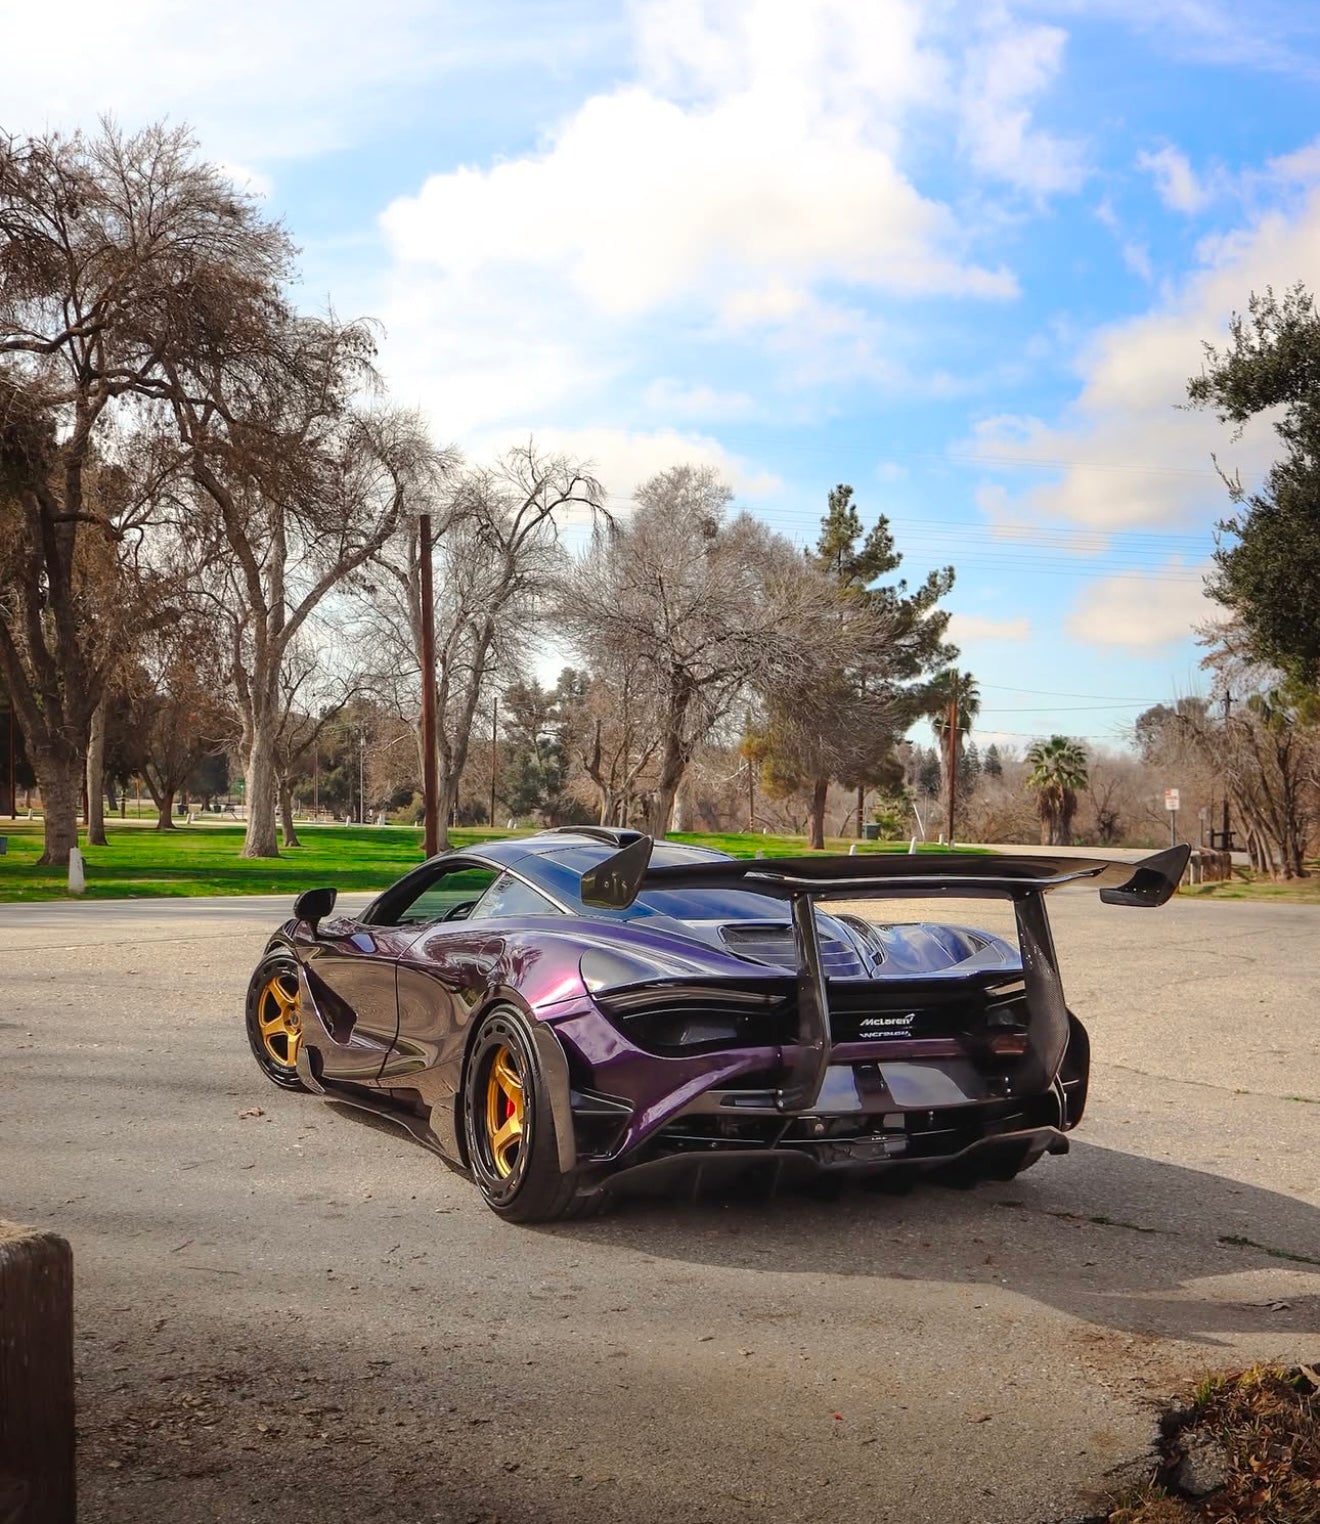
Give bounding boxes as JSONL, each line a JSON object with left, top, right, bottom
{"left": 245, "top": 953, "right": 311, "bottom": 1092}
{"left": 461, "top": 1007, "right": 582, "bottom": 1224}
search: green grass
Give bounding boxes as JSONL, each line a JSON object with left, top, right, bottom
{"left": 0, "top": 818, "right": 969, "bottom": 903}
{"left": 0, "top": 820, "right": 448, "bottom": 902}
{"left": 1179, "top": 864, "right": 1320, "bottom": 905}
{"left": 669, "top": 830, "right": 968, "bottom": 858}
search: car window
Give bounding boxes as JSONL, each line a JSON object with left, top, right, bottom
{"left": 468, "top": 873, "right": 562, "bottom": 920}
{"left": 525, "top": 845, "right": 786, "bottom": 922}
{"left": 392, "top": 864, "right": 500, "bottom": 925}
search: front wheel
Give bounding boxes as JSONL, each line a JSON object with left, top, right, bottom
{"left": 462, "top": 1007, "right": 582, "bottom": 1223}
{"left": 245, "top": 954, "right": 310, "bottom": 1092}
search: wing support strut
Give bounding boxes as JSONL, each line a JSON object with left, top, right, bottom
{"left": 778, "top": 892, "right": 831, "bottom": 1112}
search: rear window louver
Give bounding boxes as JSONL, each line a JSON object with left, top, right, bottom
{"left": 719, "top": 923, "right": 866, "bottom": 978}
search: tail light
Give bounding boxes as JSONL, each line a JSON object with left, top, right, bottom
{"left": 982, "top": 995, "right": 1030, "bottom": 1057}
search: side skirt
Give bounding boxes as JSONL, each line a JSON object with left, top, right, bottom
{"left": 315, "top": 1081, "right": 470, "bottom": 1177}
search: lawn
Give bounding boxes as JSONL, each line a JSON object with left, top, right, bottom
{"left": 1179, "top": 865, "right": 1320, "bottom": 905}
{"left": 0, "top": 819, "right": 960, "bottom": 903}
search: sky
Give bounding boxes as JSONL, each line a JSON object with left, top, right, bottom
{"left": 8, "top": 0, "right": 1320, "bottom": 751}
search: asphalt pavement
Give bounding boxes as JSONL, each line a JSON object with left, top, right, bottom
{"left": 1, "top": 889, "right": 1317, "bottom": 1524}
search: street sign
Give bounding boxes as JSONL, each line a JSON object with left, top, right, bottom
{"left": 1164, "top": 788, "right": 1180, "bottom": 812}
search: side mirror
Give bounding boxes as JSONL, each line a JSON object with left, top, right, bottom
{"left": 293, "top": 886, "right": 338, "bottom": 933}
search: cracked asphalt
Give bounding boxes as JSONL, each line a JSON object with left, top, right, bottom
{"left": 1, "top": 891, "right": 1317, "bottom": 1524}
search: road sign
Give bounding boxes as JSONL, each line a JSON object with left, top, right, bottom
{"left": 1164, "top": 788, "right": 1180, "bottom": 812}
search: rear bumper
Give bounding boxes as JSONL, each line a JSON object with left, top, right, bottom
{"left": 593, "top": 1124, "right": 1069, "bottom": 1201}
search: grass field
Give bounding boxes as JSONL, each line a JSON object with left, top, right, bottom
{"left": 0, "top": 818, "right": 959, "bottom": 903}
{"left": 1179, "top": 868, "right": 1320, "bottom": 904}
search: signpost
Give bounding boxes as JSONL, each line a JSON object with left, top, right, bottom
{"left": 1164, "top": 787, "right": 1180, "bottom": 846}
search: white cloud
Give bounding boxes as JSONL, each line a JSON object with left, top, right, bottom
{"left": 1137, "top": 145, "right": 1212, "bottom": 213}
{"left": 371, "top": 265, "right": 617, "bottom": 439}
{"left": 643, "top": 379, "right": 755, "bottom": 420}
{"left": 962, "top": 189, "right": 1320, "bottom": 529}
{"left": 381, "top": 76, "right": 1015, "bottom": 320}
{"left": 1, "top": 0, "right": 557, "bottom": 163}
{"left": 959, "top": 17, "right": 1085, "bottom": 194}
{"left": 1121, "top": 242, "right": 1154, "bottom": 282}
{"left": 471, "top": 426, "right": 783, "bottom": 508}
{"left": 948, "top": 613, "right": 1032, "bottom": 642}
{"left": 371, "top": 0, "right": 1091, "bottom": 440}
{"left": 214, "top": 160, "right": 274, "bottom": 200}
{"left": 1066, "top": 562, "right": 1226, "bottom": 647}
{"left": 1267, "top": 138, "right": 1320, "bottom": 183}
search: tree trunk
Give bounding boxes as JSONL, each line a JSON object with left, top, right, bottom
{"left": 856, "top": 784, "right": 865, "bottom": 838}
{"left": 242, "top": 723, "right": 280, "bottom": 858}
{"left": 279, "top": 782, "right": 301, "bottom": 848}
{"left": 153, "top": 787, "right": 177, "bottom": 829}
{"left": 31, "top": 749, "right": 80, "bottom": 869}
{"left": 86, "top": 696, "right": 108, "bottom": 847}
{"left": 669, "top": 785, "right": 690, "bottom": 835}
{"left": 807, "top": 776, "right": 828, "bottom": 851}
{"left": 437, "top": 768, "right": 459, "bottom": 849}
{"left": 649, "top": 735, "right": 687, "bottom": 840}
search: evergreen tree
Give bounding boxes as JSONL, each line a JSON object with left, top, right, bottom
{"left": 752, "top": 484, "right": 954, "bottom": 848}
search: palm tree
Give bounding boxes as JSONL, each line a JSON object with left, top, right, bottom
{"left": 929, "top": 669, "right": 981, "bottom": 785}
{"left": 1026, "top": 736, "right": 1089, "bottom": 845}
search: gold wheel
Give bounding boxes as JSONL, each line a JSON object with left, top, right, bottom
{"left": 484, "top": 1044, "right": 525, "bottom": 1178}
{"left": 256, "top": 971, "right": 302, "bottom": 1072}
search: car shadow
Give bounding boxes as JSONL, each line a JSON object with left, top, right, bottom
{"left": 541, "top": 1141, "right": 1320, "bottom": 1348}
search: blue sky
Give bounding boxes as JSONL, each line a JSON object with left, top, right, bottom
{"left": 11, "top": 0, "right": 1320, "bottom": 748}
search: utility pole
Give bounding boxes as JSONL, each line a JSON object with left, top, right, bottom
{"left": 945, "top": 674, "right": 960, "bottom": 848}
{"left": 418, "top": 512, "right": 440, "bottom": 856}
{"left": 489, "top": 698, "right": 498, "bottom": 830}
{"left": 1220, "top": 690, "right": 1232, "bottom": 851}
{"left": 5, "top": 706, "right": 14, "bottom": 818}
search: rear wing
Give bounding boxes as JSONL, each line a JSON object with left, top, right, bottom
{"left": 580, "top": 840, "right": 1190, "bottom": 1115}
{"left": 580, "top": 839, "right": 1190, "bottom": 912}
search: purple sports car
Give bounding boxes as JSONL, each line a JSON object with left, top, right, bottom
{"left": 244, "top": 828, "right": 1189, "bottom": 1222}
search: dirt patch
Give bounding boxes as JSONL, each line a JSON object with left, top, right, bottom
{"left": 1086, "top": 1364, "right": 1320, "bottom": 1524}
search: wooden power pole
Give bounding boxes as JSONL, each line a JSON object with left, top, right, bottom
{"left": 945, "top": 675, "right": 960, "bottom": 848}
{"left": 418, "top": 513, "right": 440, "bottom": 858}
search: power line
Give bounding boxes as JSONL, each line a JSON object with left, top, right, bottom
{"left": 978, "top": 683, "right": 1163, "bottom": 700}
{"left": 980, "top": 703, "right": 1154, "bottom": 713}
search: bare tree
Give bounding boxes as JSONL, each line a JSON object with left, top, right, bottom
{"left": 0, "top": 122, "right": 295, "bottom": 864}
{"left": 269, "top": 636, "right": 367, "bottom": 846}
{"left": 568, "top": 660, "right": 662, "bottom": 826}
{"left": 365, "top": 444, "right": 602, "bottom": 849}
{"left": 180, "top": 396, "right": 449, "bottom": 857}
{"left": 557, "top": 466, "right": 840, "bottom": 838}
{"left": 1170, "top": 646, "right": 1318, "bottom": 877}
{"left": 129, "top": 621, "right": 233, "bottom": 828}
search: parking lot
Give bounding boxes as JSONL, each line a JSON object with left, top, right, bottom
{"left": 2, "top": 891, "right": 1317, "bottom": 1524}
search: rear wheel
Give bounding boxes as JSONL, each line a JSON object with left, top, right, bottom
{"left": 462, "top": 1008, "right": 582, "bottom": 1223}
{"left": 245, "top": 955, "right": 310, "bottom": 1092}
